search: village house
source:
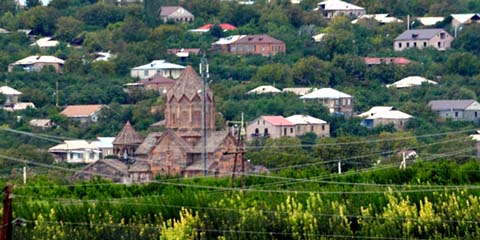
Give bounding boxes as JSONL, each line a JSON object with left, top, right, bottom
{"left": 358, "top": 106, "right": 413, "bottom": 130}
{"left": 49, "top": 140, "right": 101, "bottom": 164}
{"left": 8, "top": 55, "right": 64, "bottom": 73}
{"left": 29, "top": 119, "right": 55, "bottom": 129}
{"left": 60, "top": 104, "right": 104, "bottom": 125}
{"left": 123, "top": 74, "right": 176, "bottom": 95}
{"left": 286, "top": 114, "right": 330, "bottom": 137}
{"left": 451, "top": 13, "right": 480, "bottom": 31}
{"left": 159, "top": 6, "right": 194, "bottom": 23}
{"left": 212, "top": 34, "right": 286, "bottom": 56}
{"left": 0, "top": 86, "right": 35, "bottom": 111}
{"left": 247, "top": 116, "right": 295, "bottom": 141}
{"left": 246, "top": 115, "right": 329, "bottom": 141}
{"left": 352, "top": 14, "right": 402, "bottom": 24}
{"left": 429, "top": 100, "right": 480, "bottom": 123}
{"left": 167, "top": 48, "right": 201, "bottom": 59}
{"left": 386, "top": 76, "right": 438, "bottom": 89}
{"left": 416, "top": 17, "right": 444, "bottom": 26}
{"left": 299, "top": 87, "right": 354, "bottom": 117}
{"left": 0, "top": 28, "right": 10, "bottom": 34}
{"left": 91, "top": 137, "right": 115, "bottom": 159}
{"left": 282, "top": 87, "right": 314, "bottom": 96}
{"left": 363, "top": 57, "right": 411, "bottom": 67}
{"left": 189, "top": 23, "right": 237, "bottom": 33}
{"left": 394, "top": 29, "right": 454, "bottom": 51}
{"left": 30, "top": 37, "right": 59, "bottom": 48}
{"left": 247, "top": 85, "right": 281, "bottom": 94}
{"left": 130, "top": 60, "right": 185, "bottom": 80}
{"left": 315, "top": 0, "right": 366, "bottom": 19}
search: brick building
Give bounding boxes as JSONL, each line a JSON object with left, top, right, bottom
{"left": 212, "top": 34, "right": 286, "bottom": 56}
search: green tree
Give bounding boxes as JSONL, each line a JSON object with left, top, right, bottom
{"left": 55, "top": 17, "right": 85, "bottom": 43}
{"left": 291, "top": 56, "right": 332, "bottom": 86}
{"left": 19, "top": 6, "right": 59, "bottom": 35}
{"left": 252, "top": 63, "right": 293, "bottom": 86}
{"left": 76, "top": 3, "right": 125, "bottom": 27}
{"left": 445, "top": 52, "right": 480, "bottom": 76}
{"left": 26, "top": 0, "right": 42, "bottom": 8}
{"left": 0, "top": 0, "right": 16, "bottom": 15}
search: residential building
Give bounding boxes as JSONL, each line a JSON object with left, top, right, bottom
{"left": 8, "top": 55, "right": 64, "bottom": 73}
{"left": 92, "top": 51, "right": 115, "bottom": 62}
{"left": 167, "top": 48, "right": 201, "bottom": 58}
{"left": 0, "top": 86, "right": 36, "bottom": 111}
{"left": 247, "top": 85, "right": 281, "bottom": 94}
{"left": 246, "top": 115, "right": 330, "bottom": 140}
{"left": 364, "top": 57, "right": 411, "bottom": 67}
{"left": 286, "top": 114, "right": 329, "bottom": 137}
{"left": 49, "top": 140, "right": 101, "bottom": 163}
{"left": 429, "top": 100, "right": 480, "bottom": 122}
{"left": 124, "top": 75, "right": 176, "bottom": 94}
{"left": 282, "top": 87, "right": 314, "bottom": 96}
{"left": 352, "top": 14, "right": 402, "bottom": 24}
{"left": 312, "top": 33, "right": 326, "bottom": 42}
{"left": 386, "top": 76, "right": 438, "bottom": 89}
{"left": 189, "top": 23, "right": 237, "bottom": 33}
{"left": 315, "top": 0, "right": 366, "bottom": 19}
{"left": 0, "top": 28, "right": 10, "bottom": 34}
{"left": 30, "top": 37, "right": 59, "bottom": 48}
{"left": 359, "top": 106, "right": 412, "bottom": 130}
{"left": 300, "top": 88, "right": 354, "bottom": 117}
{"left": 130, "top": 60, "right": 185, "bottom": 80}
{"left": 91, "top": 137, "right": 115, "bottom": 159}
{"left": 60, "top": 104, "right": 104, "bottom": 125}
{"left": 394, "top": 29, "right": 454, "bottom": 51}
{"left": 212, "top": 34, "right": 286, "bottom": 56}
{"left": 247, "top": 116, "right": 296, "bottom": 141}
{"left": 159, "top": 6, "right": 194, "bottom": 23}
{"left": 29, "top": 119, "right": 55, "bottom": 129}
{"left": 416, "top": 17, "right": 444, "bottom": 26}
{"left": 451, "top": 13, "right": 480, "bottom": 29}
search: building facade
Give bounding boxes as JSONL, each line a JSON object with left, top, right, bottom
{"left": 394, "top": 29, "right": 454, "bottom": 51}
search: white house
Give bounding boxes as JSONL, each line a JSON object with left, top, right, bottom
{"left": 30, "top": 37, "right": 59, "bottom": 48}
{"left": 315, "top": 0, "right": 366, "bottom": 19}
{"left": 386, "top": 76, "right": 438, "bottom": 89}
{"left": 286, "top": 114, "right": 330, "bottom": 137}
{"left": 130, "top": 60, "right": 185, "bottom": 80}
{"left": 300, "top": 88, "right": 354, "bottom": 117}
{"left": 8, "top": 55, "right": 65, "bottom": 73}
{"left": 49, "top": 140, "right": 101, "bottom": 164}
{"left": 0, "top": 86, "right": 36, "bottom": 111}
{"left": 352, "top": 14, "right": 403, "bottom": 24}
{"left": 359, "top": 106, "right": 412, "bottom": 130}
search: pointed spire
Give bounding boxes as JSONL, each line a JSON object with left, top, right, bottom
{"left": 113, "top": 121, "right": 144, "bottom": 145}
{"left": 166, "top": 66, "right": 213, "bottom": 102}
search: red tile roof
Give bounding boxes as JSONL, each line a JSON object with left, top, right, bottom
{"left": 197, "top": 23, "right": 237, "bottom": 31}
{"left": 262, "top": 116, "right": 294, "bottom": 126}
{"left": 60, "top": 105, "right": 103, "bottom": 117}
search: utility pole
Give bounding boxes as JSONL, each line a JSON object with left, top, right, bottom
{"left": 338, "top": 160, "right": 341, "bottom": 174}
{"left": 199, "top": 54, "right": 209, "bottom": 176}
{"left": 55, "top": 79, "right": 59, "bottom": 107}
{"left": 229, "top": 127, "right": 241, "bottom": 195}
{"left": 23, "top": 167, "right": 26, "bottom": 185}
{"left": 1, "top": 183, "right": 13, "bottom": 240}
{"left": 400, "top": 152, "right": 406, "bottom": 170}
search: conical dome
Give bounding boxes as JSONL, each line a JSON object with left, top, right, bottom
{"left": 166, "top": 66, "right": 213, "bottom": 102}
{"left": 113, "top": 121, "right": 144, "bottom": 145}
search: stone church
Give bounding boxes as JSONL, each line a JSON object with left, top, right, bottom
{"left": 76, "top": 66, "right": 243, "bottom": 182}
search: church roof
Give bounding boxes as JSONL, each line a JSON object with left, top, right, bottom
{"left": 136, "top": 132, "right": 163, "bottom": 155}
{"left": 191, "top": 131, "right": 231, "bottom": 153}
{"left": 166, "top": 66, "right": 213, "bottom": 102}
{"left": 112, "top": 121, "right": 144, "bottom": 145}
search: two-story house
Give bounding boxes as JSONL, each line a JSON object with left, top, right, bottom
{"left": 315, "top": 0, "right": 366, "bottom": 19}
{"left": 159, "top": 6, "right": 194, "bottom": 23}
{"left": 394, "top": 29, "right": 454, "bottom": 51}
{"left": 212, "top": 34, "right": 286, "bottom": 56}
{"left": 60, "top": 104, "right": 104, "bottom": 125}
{"left": 299, "top": 88, "right": 354, "bottom": 117}
{"left": 359, "top": 106, "right": 413, "bottom": 130}
{"left": 8, "top": 55, "right": 65, "bottom": 73}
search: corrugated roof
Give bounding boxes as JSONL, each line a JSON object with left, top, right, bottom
{"left": 0, "top": 86, "right": 21, "bottom": 95}
{"left": 358, "top": 106, "right": 393, "bottom": 118}
{"left": 248, "top": 85, "right": 281, "bottom": 94}
{"left": 451, "top": 13, "right": 479, "bottom": 24}
{"left": 386, "top": 76, "right": 437, "bottom": 89}
{"left": 12, "top": 55, "right": 65, "bottom": 65}
{"left": 429, "top": 100, "right": 477, "bottom": 111}
{"left": 49, "top": 140, "right": 95, "bottom": 152}
{"left": 282, "top": 87, "right": 314, "bottom": 96}
{"left": 91, "top": 137, "right": 115, "bottom": 149}
{"left": 367, "top": 110, "right": 413, "bottom": 120}
{"left": 317, "top": 0, "right": 364, "bottom": 10}
{"left": 417, "top": 17, "right": 445, "bottom": 26}
{"left": 286, "top": 115, "right": 327, "bottom": 124}
{"left": 261, "top": 116, "right": 294, "bottom": 126}
{"left": 395, "top": 28, "right": 446, "bottom": 41}
{"left": 212, "top": 35, "right": 246, "bottom": 45}
{"left": 300, "top": 88, "right": 352, "bottom": 99}
{"left": 132, "top": 60, "right": 185, "bottom": 71}
{"left": 352, "top": 14, "right": 402, "bottom": 24}
{"left": 60, "top": 105, "right": 103, "bottom": 118}
{"left": 30, "top": 37, "right": 59, "bottom": 48}
{"left": 166, "top": 66, "right": 213, "bottom": 102}
{"left": 112, "top": 121, "right": 144, "bottom": 146}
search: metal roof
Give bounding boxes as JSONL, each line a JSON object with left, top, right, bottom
{"left": 394, "top": 28, "right": 446, "bottom": 41}
{"left": 286, "top": 115, "right": 327, "bottom": 124}
{"left": 300, "top": 88, "right": 352, "bottom": 99}
{"left": 131, "top": 60, "right": 185, "bottom": 71}
{"left": 428, "top": 100, "right": 478, "bottom": 111}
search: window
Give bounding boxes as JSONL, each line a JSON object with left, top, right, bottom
{"left": 440, "top": 32, "right": 446, "bottom": 39}
{"left": 406, "top": 42, "right": 410, "bottom": 47}
{"left": 398, "top": 42, "right": 402, "bottom": 48}
{"left": 255, "top": 128, "right": 259, "bottom": 134}
{"left": 413, "top": 42, "right": 417, "bottom": 47}
{"left": 423, "top": 42, "right": 427, "bottom": 47}
{"left": 476, "top": 112, "right": 478, "bottom": 118}
{"left": 264, "top": 128, "right": 269, "bottom": 136}
{"left": 455, "top": 112, "right": 459, "bottom": 117}
{"left": 290, "top": 128, "right": 293, "bottom": 133}
{"left": 263, "top": 120, "right": 265, "bottom": 125}
{"left": 284, "top": 128, "right": 287, "bottom": 136}
{"left": 437, "top": 42, "right": 441, "bottom": 48}
{"left": 144, "top": 70, "right": 148, "bottom": 76}
{"left": 322, "top": 125, "right": 325, "bottom": 131}
{"left": 311, "top": 126, "right": 314, "bottom": 131}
